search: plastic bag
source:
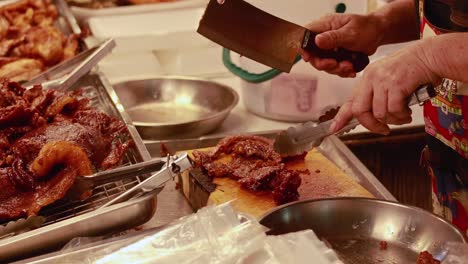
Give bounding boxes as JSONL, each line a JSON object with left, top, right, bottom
{"left": 53, "top": 202, "right": 343, "bottom": 264}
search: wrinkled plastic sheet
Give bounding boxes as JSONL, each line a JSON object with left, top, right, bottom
{"left": 51, "top": 202, "right": 343, "bottom": 264}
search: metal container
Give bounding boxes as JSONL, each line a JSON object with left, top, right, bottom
{"left": 0, "top": 71, "right": 159, "bottom": 262}
{"left": 144, "top": 133, "right": 395, "bottom": 201}
{"left": 113, "top": 77, "right": 239, "bottom": 140}
{"left": 0, "top": 2, "right": 162, "bottom": 262}
{"left": 260, "top": 198, "right": 467, "bottom": 263}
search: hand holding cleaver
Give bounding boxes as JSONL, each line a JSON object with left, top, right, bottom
{"left": 197, "top": 0, "right": 369, "bottom": 73}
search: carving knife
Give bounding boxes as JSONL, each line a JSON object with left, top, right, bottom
{"left": 273, "top": 84, "right": 437, "bottom": 157}
{"left": 197, "top": 0, "right": 369, "bottom": 73}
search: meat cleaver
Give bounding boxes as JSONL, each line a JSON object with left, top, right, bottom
{"left": 197, "top": 0, "right": 369, "bottom": 73}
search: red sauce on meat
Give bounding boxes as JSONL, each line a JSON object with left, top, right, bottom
{"left": 192, "top": 135, "right": 306, "bottom": 204}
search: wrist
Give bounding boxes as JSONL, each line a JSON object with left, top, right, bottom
{"left": 412, "top": 39, "right": 443, "bottom": 85}
{"left": 368, "top": 12, "right": 389, "bottom": 47}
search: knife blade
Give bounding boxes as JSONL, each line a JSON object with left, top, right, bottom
{"left": 197, "top": 0, "right": 369, "bottom": 73}
{"left": 273, "top": 84, "right": 437, "bottom": 157}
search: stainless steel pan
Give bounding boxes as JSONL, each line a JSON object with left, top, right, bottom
{"left": 112, "top": 77, "right": 239, "bottom": 140}
{"left": 260, "top": 198, "right": 466, "bottom": 263}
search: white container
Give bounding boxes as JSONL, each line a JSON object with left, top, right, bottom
{"left": 238, "top": 0, "right": 368, "bottom": 122}
{"left": 70, "top": 0, "right": 208, "bottom": 24}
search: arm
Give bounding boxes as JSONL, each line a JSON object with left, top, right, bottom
{"left": 420, "top": 33, "right": 468, "bottom": 82}
{"left": 372, "top": 0, "right": 420, "bottom": 45}
{"left": 303, "top": 0, "right": 419, "bottom": 77}
{"left": 331, "top": 33, "right": 468, "bottom": 135}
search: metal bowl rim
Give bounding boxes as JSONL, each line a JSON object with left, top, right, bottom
{"left": 114, "top": 76, "right": 240, "bottom": 127}
{"left": 259, "top": 197, "right": 467, "bottom": 242}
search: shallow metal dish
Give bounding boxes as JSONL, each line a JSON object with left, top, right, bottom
{"left": 113, "top": 77, "right": 238, "bottom": 140}
{"left": 260, "top": 198, "right": 466, "bottom": 263}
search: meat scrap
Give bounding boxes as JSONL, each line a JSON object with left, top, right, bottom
{"left": 416, "top": 251, "right": 440, "bottom": 264}
{"left": 0, "top": 80, "right": 132, "bottom": 221}
{"left": 379, "top": 241, "right": 388, "bottom": 250}
{"left": 191, "top": 135, "right": 305, "bottom": 204}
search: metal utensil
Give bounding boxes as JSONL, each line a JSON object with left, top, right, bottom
{"left": 112, "top": 77, "right": 239, "bottom": 140}
{"left": 274, "top": 84, "right": 437, "bottom": 157}
{"left": 100, "top": 152, "right": 192, "bottom": 207}
{"left": 259, "top": 198, "right": 466, "bottom": 264}
{"left": 72, "top": 157, "right": 167, "bottom": 193}
{"left": 23, "top": 38, "right": 115, "bottom": 90}
{"left": 198, "top": 0, "right": 369, "bottom": 73}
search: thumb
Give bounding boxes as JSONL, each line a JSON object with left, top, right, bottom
{"left": 315, "top": 29, "right": 350, "bottom": 50}
{"left": 330, "top": 101, "right": 353, "bottom": 133}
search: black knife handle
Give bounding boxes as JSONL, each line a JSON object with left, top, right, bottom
{"left": 302, "top": 30, "right": 370, "bottom": 73}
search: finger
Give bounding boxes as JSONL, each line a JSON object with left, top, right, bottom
{"left": 300, "top": 50, "right": 311, "bottom": 62}
{"left": 372, "top": 86, "right": 388, "bottom": 122}
{"left": 351, "top": 81, "right": 390, "bottom": 135}
{"left": 306, "top": 14, "right": 336, "bottom": 34}
{"left": 386, "top": 113, "right": 412, "bottom": 125}
{"left": 338, "top": 69, "right": 357, "bottom": 78}
{"left": 326, "top": 61, "right": 354, "bottom": 76}
{"left": 388, "top": 90, "right": 411, "bottom": 120}
{"left": 330, "top": 100, "right": 353, "bottom": 133}
{"left": 310, "top": 57, "right": 338, "bottom": 71}
{"left": 355, "top": 111, "right": 390, "bottom": 135}
{"left": 385, "top": 107, "right": 412, "bottom": 125}
{"left": 315, "top": 30, "right": 344, "bottom": 50}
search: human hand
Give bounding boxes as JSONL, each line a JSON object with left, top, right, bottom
{"left": 329, "top": 43, "right": 440, "bottom": 135}
{"left": 301, "top": 13, "right": 385, "bottom": 78}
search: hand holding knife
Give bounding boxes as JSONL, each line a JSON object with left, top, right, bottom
{"left": 198, "top": 0, "right": 369, "bottom": 74}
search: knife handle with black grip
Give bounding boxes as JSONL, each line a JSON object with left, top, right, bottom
{"left": 302, "top": 30, "right": 370, "bottom": 73}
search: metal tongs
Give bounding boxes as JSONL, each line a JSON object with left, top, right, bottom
{"left": 23, "top": 38, "right": 116, "bottom": 90}
{"left": 74, "top": 152, "right": 192, "bottom": 208}
{"left": 273, "top": 84, "right": 437, "bottom": 156}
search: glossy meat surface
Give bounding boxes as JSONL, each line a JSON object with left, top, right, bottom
{"left": 0, "top": 81, "right": 131, "bottom": 221}
{"left": 192, "top": 135, "right": 303, "bottom": 204}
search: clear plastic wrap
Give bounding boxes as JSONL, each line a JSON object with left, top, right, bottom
{"left": 442, "top": 242, "right": 468, "bottom": 264}
{"left": 44, "top": 202, "right": 343, "bottom": 264}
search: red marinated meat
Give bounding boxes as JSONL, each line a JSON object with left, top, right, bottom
{"left": 192, "top": 135, "right": 304, "bottom": 204}
{"left": 0, "top": 81, "right": 132, "bottom": 221}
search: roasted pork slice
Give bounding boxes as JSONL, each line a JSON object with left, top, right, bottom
{"left": 11, "top": 121, "right": 111, "bottom": 168}
{"left": 0, "top": 141, "right": 93, "bottom": 220}
{"left": 192, "top": 135, "right": 303, "bottom": 204}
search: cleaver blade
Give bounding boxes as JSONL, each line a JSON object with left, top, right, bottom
{"left": 197, "top": 0, "right": 369, "bottom": 73}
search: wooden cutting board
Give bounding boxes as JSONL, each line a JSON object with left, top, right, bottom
{"left": 179, "top": 148, "right": 373, "bottom": 218}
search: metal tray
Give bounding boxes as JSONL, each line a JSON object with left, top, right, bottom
{"left": 144, "top": 131, "right": 396, "bottom": 201}
{"left": 260, "top": 198, "right": 466, "bottom": 263}
{"left": 0, "top": 71, "right": 160, "bottom": 262}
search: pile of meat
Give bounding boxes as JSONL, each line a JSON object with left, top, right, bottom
{"left": 191, "top": 135, "right": 305, "bottom": 204}
{"left": 0, "top": 0, "right": 79, "bottom": 82}
{"left": 66, "top": 0, "right": 179, "bottom": 9}
{"left": 0, "top": 80, "right": 132, "bottom": 221}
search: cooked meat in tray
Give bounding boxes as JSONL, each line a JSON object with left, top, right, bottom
{"left": 0, "top": 80, "right": 133, "bottom": 222}
{"left": 0, "top": 0, "right": 80, "bottom": 82}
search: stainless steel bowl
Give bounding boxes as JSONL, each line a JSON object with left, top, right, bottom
{"left": 259, "top": 198, "right": 466, "bottom": 263}
{"left": 113, "top": 77, "right": 238, "bottom": 140}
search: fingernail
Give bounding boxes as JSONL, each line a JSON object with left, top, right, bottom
{"left": 329, "top": 121, "right": 337, "bottom": 133}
